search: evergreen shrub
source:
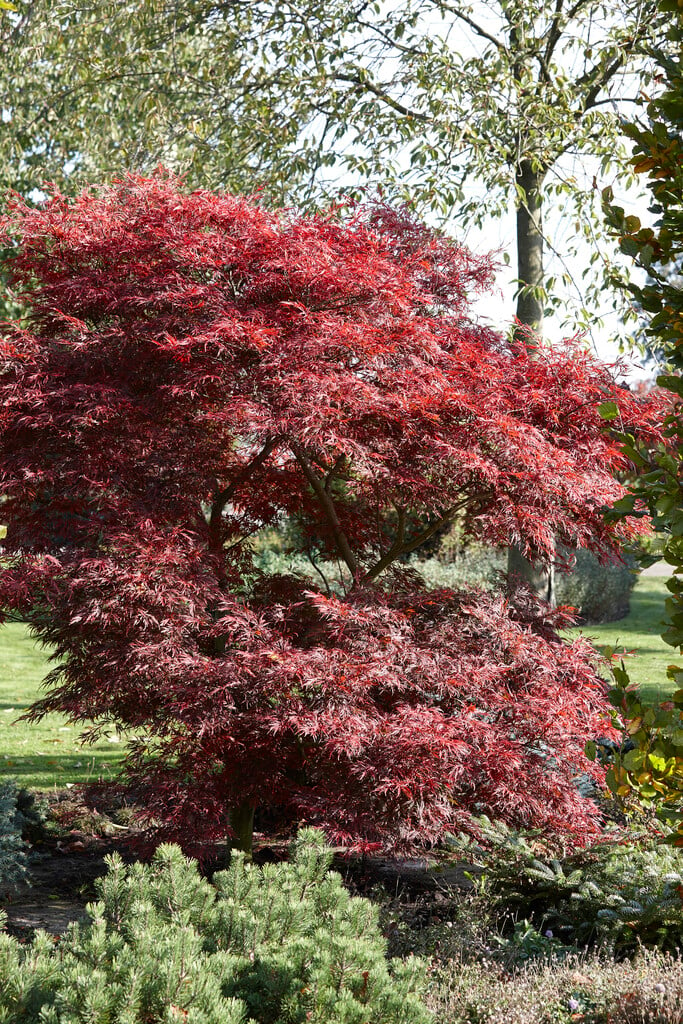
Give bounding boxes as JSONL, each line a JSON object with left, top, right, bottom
{"left": 554, "top": 548, "right": 637, "bottom": 624}
{"left": 252, "top": 539, "right": 635, "bottom": 623}
{"left": 418, "top": 546, "right": 637, "bottom": 623}
{"left": 0, "top": 778, "right": 26, "bottom": 892}
{"left": 448, "top": 817, "right": 683, "bottom": 956}
{"left": 0, "top": 828, "right": 430, "bottom": 1024}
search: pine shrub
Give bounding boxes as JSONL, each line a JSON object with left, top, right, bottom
{"left": 0, "top": 828, "right": 430, "bottom": 1024}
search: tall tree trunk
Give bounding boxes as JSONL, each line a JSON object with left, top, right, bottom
{"left": 229, "top": 802, "right": 255, "bottom": 860}
{"left": 507, "top": 158, "right": 556, "bottom": 605}
{"left": 515, "top": 158, "right": 544, "bottom": 338}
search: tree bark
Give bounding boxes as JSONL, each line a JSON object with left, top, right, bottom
{"left": 515, "top": 158, "right": 544, "bottom": 338}
{"left": 507, "top": 157, "right": 556, "bottom": 605}
{"left": 229, "top": 802, "right": 255, "bottom": 860}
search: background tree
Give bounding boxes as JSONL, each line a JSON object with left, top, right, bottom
{"left": 0, "top": 0, "right": 664, "bottom": 594}
{"left": 602, "top": 0, "right": 683, "bottom": 842}
{"left": 0, "top": 2, "right": 663, "bottom": 331}
{"left": 0, "top": 174, "right": 660, "bottom": 855}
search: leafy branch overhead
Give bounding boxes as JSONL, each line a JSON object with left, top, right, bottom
{"left": 0, "top": 1, "right": 669, "bottom": 332}
{"left": 602, "top": 0, "right": 683, "bottom": 842}
{"left": 0, "top": 174, "right": 662, "bottom": 853}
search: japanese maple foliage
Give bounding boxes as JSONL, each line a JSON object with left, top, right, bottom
{"left": 0, "top": 173, "right": 661, "bottom": 852}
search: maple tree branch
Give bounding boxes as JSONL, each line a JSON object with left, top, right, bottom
{"left": 290, "top": 442, "right": 360, "bottom": 577}
{"left": 325, "top": 454, "right": 349, "bottom": 493}
{"left": 362, "top": 506, "right": 407, "bottom": 583}
{"left": 303, "top": 545, "right": 333, "bottom": 595}
{"left": 209, "top": 437, "right": 277, "bottom": 545}
{"left": 363, "top": 496, "right": 481, "bottom": 583}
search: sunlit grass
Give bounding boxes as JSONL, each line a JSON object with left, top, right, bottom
{"left": 566, "top": 575, "right": 675, "bottom": 704}
{"left": 0, "top": 621, "right": 126, "bottom": 790}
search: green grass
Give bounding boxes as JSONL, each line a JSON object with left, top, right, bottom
{"left": 0, "top": 621, "right": 126, "bottom": 790}
{"left": 566, "top": 575, "right": 675, "bottom": 703}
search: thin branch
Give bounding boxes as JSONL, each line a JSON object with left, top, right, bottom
{"left": 542, "top": 0, "right": 565, "bottom": 67}
{"left": 209, "top": 436, "right": 277, "bottom": 546}
{"left": 357, "top": 17, "right": 427, "bottom": 57}
{"left": 577, "top": 55, "right": 625, "bottom": 113}
{"left": 362, "top": 505, "right": 407, "bottom": 583}
{"left": 335, "top": 72, "right": 430, "bottom": 122}
{"left": 543, "top": 0, "right": 592, "bottom": 66}
{"left": 303, "top": 545, "right": 332, "bottom": 595}
{"left": 290, "top": 441, "right": 360, "bottom": 577}
{"left": 437, "top": 1, "right": 507, "bottom": 53}
{"left": 363, "top": 496, "right": 481, "bottom": 583}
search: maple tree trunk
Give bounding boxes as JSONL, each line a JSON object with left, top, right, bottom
{"left": 508, "top": 158, "right": 556, "bottom": 605}
{"left": 229, "top": 802, "right": 255, "bottom": 860}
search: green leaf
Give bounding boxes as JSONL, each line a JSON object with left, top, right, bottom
{"left": 623, "top": 748, "right": 645, "bottom": 771}
{"left": 598, "top": 401, "right": 619, "bottom": 421}
{"left": 657, "top": 375, "right": 683, "bottom": 396}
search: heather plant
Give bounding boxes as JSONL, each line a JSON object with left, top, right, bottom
{"left": 0, "top": 173, "right": 661, "bottom": 855}
{"left": 428, "top": 949, "right": 683, "bottom": 1024}
{"left": 0, "top": 829, "right": 430, "bottom": 1024}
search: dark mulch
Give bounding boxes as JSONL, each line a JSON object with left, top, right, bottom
{"left": 1, "top": 788, "right": 475, "bottom": 941}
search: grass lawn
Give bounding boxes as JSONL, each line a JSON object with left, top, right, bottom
{"left": 566, "top": 574, "right": 675, "bottom": 703}
{"left": 0, "top": 621, "right": 126, "bottom": 790}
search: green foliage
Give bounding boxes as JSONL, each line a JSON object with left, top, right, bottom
{"left": 0, "top": 829, "right": 430, "bottom": 1024}
{"left": 0, "top": 777, "right": 26, "bottom": 891}
{"left": 555, "top": 549, "right": 637, "bottom": 624}
{"left": 411, "top": 549, "right": 504, "bottom": 592}
{"left": 484, "top": 919, "right": 578, "bottom": 966}
{"left": 448, "top": 816, "right": 683, "bottom": 956}
{"left": 606, "top": 663, "right": 683, "bottom": 825}
{"left": 0, "top": 1, "right": 667, "bottom": 334}
{"left": 252, "top": 538, "right": 636, "bottom": 623}
{"left": 417, "top": 547, "right": 635, "bottom": 623}
{"left": 603, "top": 2, "right": 683, "bottom": 841}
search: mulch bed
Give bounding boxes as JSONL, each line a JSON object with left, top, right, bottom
{"left": 1, "top": 788, "right": 476, "bottom": 941}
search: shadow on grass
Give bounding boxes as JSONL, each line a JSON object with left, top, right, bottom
{"left": 0, "top": 750, "right": 125, "bottom": 788}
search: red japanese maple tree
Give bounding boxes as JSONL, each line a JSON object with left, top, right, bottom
{"left": 0, "top": 173, "right": 660, "bottom": 853}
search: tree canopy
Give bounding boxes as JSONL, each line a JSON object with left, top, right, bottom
{"left": 0, "top": 1, "right": 666, "bottom": 332}
{"left": 0, "top": 174, "right": 662, "bottom": 852}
